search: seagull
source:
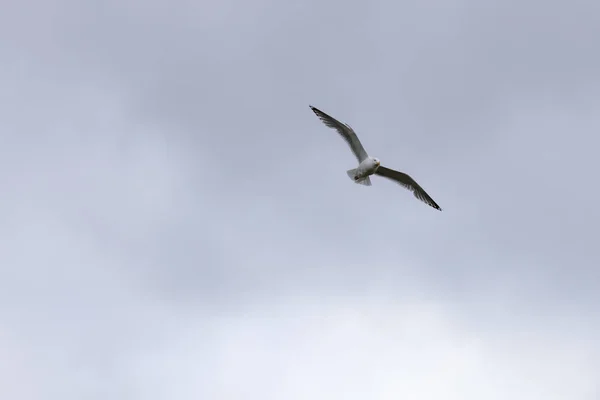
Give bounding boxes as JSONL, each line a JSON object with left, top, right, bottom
{"left": 309, "top": 105, "right": 442, "bottom": 211}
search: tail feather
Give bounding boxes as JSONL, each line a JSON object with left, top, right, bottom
{"left": 346, "top": 168, "right": 372, "bottom": 186}
{"left": 357, "top": 176, "right": 372, "bottom": 186}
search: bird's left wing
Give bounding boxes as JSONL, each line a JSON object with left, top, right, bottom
{"left": 309, "top": 105, "right": 369, "bottom": 162}
{"left": 375, "top": 166, "right": 442, "bottom": 211}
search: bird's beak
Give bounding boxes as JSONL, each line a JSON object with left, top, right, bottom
{"left": 376, "top": 161, "right": 380, "bottom": 166}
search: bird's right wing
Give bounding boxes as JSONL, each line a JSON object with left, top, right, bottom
{"left": 375, "top": 166, "right": 442, "bottom": 211}
{"left": 309, "top": 105, "right": 369, "bottom": 162}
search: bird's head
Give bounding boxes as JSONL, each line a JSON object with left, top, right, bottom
{"left": 372, "top": 158, "right": 381, "bottom": 166}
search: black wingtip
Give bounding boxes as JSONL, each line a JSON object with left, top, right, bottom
{"left": 309, "top": 105, "right": 321, "bottom": 116}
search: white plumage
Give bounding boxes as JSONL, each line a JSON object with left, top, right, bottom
{"left": 309, "top": 105, "right": 442, "bottom": 211}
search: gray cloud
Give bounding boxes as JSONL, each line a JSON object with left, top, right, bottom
{"left": 1, "top": 0, "right": 599, "bottom": 398}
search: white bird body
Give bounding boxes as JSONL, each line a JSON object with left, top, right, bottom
{"left": 346, "top": 157, "right": 381, "bottom": 186}
{"left": 309, "top": 105, "right": 442, "bottom": 211}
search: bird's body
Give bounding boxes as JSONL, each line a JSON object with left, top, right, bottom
{"left": 346, "top": 156, "right": 381, "bottom": 186}
{"left": 309, "top": 105, "right": 442, "bottom": 211}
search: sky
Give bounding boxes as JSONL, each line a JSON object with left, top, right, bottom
{"left": 1, "top": 0, "right": 599, "bottom": 398}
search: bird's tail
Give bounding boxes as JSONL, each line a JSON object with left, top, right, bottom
{"left": 346, "top": 168, "right": 372, "bottom": 186}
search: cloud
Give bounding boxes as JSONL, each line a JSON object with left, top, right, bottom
{"left": 1, "top": 0, "right": 599, "bottom": 398}
{"left": 120, "top": 298, "right": 598, "bottom": 400}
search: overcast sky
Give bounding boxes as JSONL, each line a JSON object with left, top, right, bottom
{"left": 1, "top": 0, "right": 599, "bottom": 398}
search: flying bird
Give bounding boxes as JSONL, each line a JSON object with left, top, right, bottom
{"left": 309, "top": 105, "right": 442, "bottom": 211}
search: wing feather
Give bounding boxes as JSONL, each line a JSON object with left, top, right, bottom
{"left": 375, "top": 166, "right": 442, "bottom": 211}
{"left": 309, "top": 105, "right": 369, "bottom": 162}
